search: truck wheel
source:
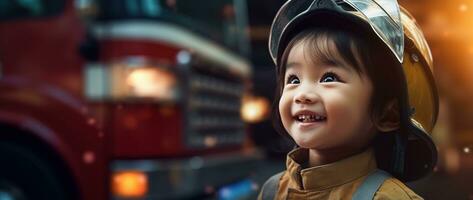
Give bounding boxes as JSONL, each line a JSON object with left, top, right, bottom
{"left": 0, "top": 142, "right": 70, "bottom": 200}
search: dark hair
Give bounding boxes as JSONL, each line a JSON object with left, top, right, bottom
{"left": 272, "top": 28, "right": 410, "bottom": 172}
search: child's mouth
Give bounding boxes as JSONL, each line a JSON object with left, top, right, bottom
{"left": 295, "top": 114, "right": 326, "bottom": 122}
{"left": 293, "top": 112, "right": 327, "bottom": 123}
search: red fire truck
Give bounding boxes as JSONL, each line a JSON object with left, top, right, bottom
{"left": 0, "top": 0, "right": 261, "bottom": 199}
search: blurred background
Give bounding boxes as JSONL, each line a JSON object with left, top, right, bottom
{"left": 0, "top": 0, "right": 472, "bottom": 199}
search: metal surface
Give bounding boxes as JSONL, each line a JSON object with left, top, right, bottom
{"left": 269, "top": 0, "right": 404, "bottom": 64}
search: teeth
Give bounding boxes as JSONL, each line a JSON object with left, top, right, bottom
{"left": 296, "top": 114, "right": 326, "bottom": 122}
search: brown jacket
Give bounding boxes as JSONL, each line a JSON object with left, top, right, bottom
{"left": 258, "top": 148, "right": 423, "bottom": 200}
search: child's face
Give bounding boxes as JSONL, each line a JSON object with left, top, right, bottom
{"left": 279, "top": 41, "right": 376, "bottom": 150}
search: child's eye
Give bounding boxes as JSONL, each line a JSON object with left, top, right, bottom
{"left": 286, "top": 75, "right": 300, "bottom": 84}
{"left": 320, "top": 72, "right": 340, "bottom": 83}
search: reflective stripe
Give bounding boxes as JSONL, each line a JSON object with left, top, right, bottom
{"left": 261, "top": 172, "right": 283, "bottom": 200}
{"left": 352, "top": 169, "right": 392, "bottom": 200}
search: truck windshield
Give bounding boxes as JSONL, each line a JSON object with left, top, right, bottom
{"left": 97, "top": 0, "right": 250, "bottom": 56}
{"left": 0, "top": 0, "right": 64, "bottom": 20}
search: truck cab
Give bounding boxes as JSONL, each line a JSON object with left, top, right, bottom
{"left": 0, "top": 0, "right": 260, "bottom": 199}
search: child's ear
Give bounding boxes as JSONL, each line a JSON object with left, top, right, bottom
{"left": 375, "top": 100, "right": 400, "bottom": 132}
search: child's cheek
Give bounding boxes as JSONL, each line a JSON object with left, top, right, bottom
{"left": 278, "top": 94, "right": 292, "bottom": 130}
{"left": 324, "top": 93, "right": 357, "bottom": 131}
{"left": 327, "top": 91, "right": 371, "bottom": 136}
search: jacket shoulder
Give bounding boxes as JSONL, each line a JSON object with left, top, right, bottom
{"left": 257, "top": 171, "right": 285, "bottom": 200}
{"left": 374, "top": 177, "right": 423, "bottom": 200}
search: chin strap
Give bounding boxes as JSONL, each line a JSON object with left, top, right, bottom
{"left": 392, "top": 133, "right": 406, "bottom": 177}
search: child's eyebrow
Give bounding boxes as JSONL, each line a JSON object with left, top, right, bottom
{"left": 285, "top": 62, "right": 301, "bottom": 70}
{"left": 287, "top": 59, "right": 348, "bottom": 71}
{"left": 317, "top": 58, "right": 349, "bottom": 69}
{"left": 320, "top": 58, "right": 337, "bottom": 66}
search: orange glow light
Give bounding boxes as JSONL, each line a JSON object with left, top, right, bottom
{"left": 459, "top": 4, "right": 468, "bottom": 12}
{"left": 112, "top": 171, "right": 148, "bottom": 198}
{"left": 241, "top": 96, "right": 270, "bottom": 123}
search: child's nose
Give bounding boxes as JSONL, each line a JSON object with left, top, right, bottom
{"left": 294, "top": 90, "right": 319, "bottom": 104}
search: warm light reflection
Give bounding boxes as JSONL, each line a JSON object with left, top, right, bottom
{"left": 445, "top": 147, "right": 460, "bottom": 174}
{"left": 204, "top": 136, "right": 218, "bottom": 147}
{"left": 463, "top": 147, "right": 471, "bottom": 154}
{"left": 112, "top": 171, "right": 148, "bottom": 198}
{"left": 241, "top": 96, "right": 270, "bottom": 123}
{"left": 459, "top": 4, "right": 468, "bottom": 12}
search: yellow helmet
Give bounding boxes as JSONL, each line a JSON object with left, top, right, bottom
{"left": 401, "top": 6, "right": 437, "bottom": 132}
{"left": 269, "top": 0, "right": 438, "bottom": 181}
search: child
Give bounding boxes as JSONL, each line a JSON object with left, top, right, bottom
{"left": 259, "top": 0, "right": 438, "bottom": 199}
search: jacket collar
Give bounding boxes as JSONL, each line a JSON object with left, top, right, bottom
{"left": 286, "top": 147, "right": 377, "bottom": 191}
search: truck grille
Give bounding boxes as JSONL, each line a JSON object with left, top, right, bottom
{"left": 185, "top": 67, "right": 246, "bottom": 148}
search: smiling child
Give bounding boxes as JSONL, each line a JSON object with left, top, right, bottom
{"left": 258, "top": 0, "right": 439, "bottom": 199}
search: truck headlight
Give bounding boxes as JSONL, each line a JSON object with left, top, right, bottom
{"left": 85, "top": 57, "right": 179, "bottom": 102}
{"left": 123, "top": 67, "right": 177, "bottom": 100}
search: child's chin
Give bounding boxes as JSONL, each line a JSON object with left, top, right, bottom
{"left": 291, "top": 133, "right": 324, "bottom": 148}
{"left": 293, "top": 138, "right": 321, "bottom": 149}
